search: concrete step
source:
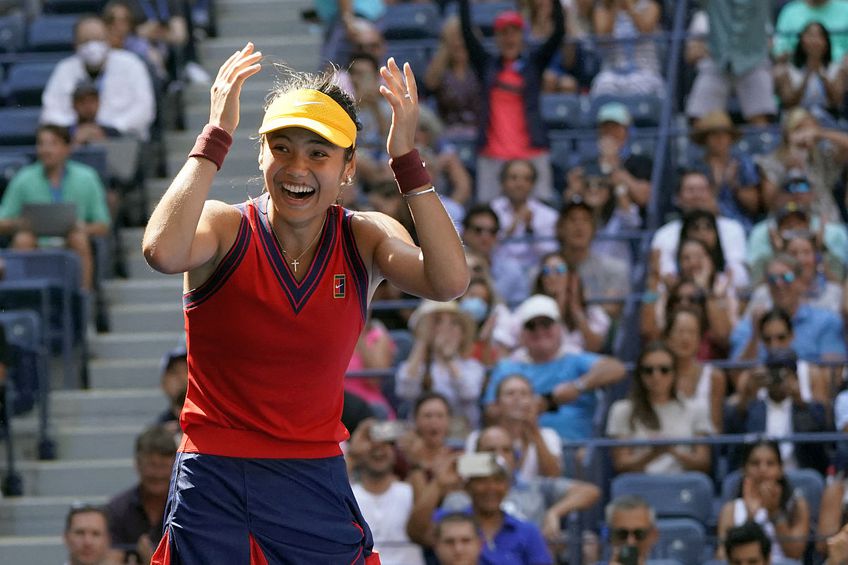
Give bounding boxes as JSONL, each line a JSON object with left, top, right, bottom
{"left": 217, "top": 11, "right": 320, "bottom": 38}
{"left": 109, "top": 303, "right": 184, "bottom": 333}
{"left": 182, "top": 78, "right": 276, "bottom": 107}
{"left": 0, "top": 536, "right": 64, "bottom": 565}
{"left": 0, "top": 458, "right": 135, "bottom": 497}
{"left": 0, "top": 496, "right": 107, "bottom": 537}
{"left": 102, "top": 278, "right": 182, "bottom": 306}
{"left": 1, "top": 421, "right": 141, "bottom": 462}
{"left": 49, "top": 389, "right": 166, "bottom": 425}
{"left": 217, "top": 0, "right": 311, "bottom": 15}
{"left": 126, "top": 254, "right": 182, "bottom": 280}
{"left": 168, "top": 141, "right": 267, "bottom": 180}
{"left": 89, "top": 358, "right": 161, "bottom": 389}
{"left": 146, "top": 175, "right": 264, "bottom": 206}
{"left": 91, "top": 331, "right": 183, "bottom": 360}
{"left": 201, "top": 35, "right": 320, "bottom": 72}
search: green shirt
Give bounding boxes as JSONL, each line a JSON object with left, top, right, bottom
{"left": 706, "top": 0, "right": 772, "bottom": 76}
{"left": 0, "top": 160, "right": 110, "bottom": 225}
{"left": 773, "top": 0, "right": 848, "bottom": 63}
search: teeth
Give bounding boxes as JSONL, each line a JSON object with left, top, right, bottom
{"left": 283, "top": 184, "right": 315, "bottom": 194}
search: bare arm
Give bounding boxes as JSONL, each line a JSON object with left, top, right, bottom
{"left": 669, "top": 442, "right": 711, "bottom": 473}
{"left": 709, "top": 367, "right": 726, "bottom": 432}
{"left": 593, "top": 2, "right": 615, "bottom": 35}
{"left": 611, "top": 443, "right": 665, "bottom": 473}
{"left": 818, "top": 481, "right": 845, "bottom": 555}
{"left": 624, "top": 0, "right": 660, "bottom": 34}
{"left": 547, "top": 479, "right": 600, "bottom": 517}
{"left": 774, "top": 497, "right": 810, "bottom": 559}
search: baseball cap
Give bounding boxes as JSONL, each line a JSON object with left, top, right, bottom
{"left": 596, "top": 102, "right": 632, "bottom": 126}
{"left": 258, "top": 88, "right": 357, "bottom": 148}
{"left": 159, "top": 345, "right": 187, "bottom": 377}
{"left": 514, "top": 294, "right": 561, "bottom": 327}
{"left": 493, "top": 10, "right": 524, "bottom": 32}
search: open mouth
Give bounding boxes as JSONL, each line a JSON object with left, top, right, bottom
{"left": 282, "top": 183, "right": 316, "bottom": 200}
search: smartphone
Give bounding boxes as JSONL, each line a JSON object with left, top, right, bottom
{"left": 369, "top": 421, "right": 406, "bottom": 443}
{"left": 618, "top": 544, "right": 638, "bottom": 565}
{"left": 457, "top": 452, "right": 501, "bottom": 479}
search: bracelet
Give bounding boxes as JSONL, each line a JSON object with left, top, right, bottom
{"left": 543, "top": 392, "right": 558, "bottom": 413}
{"left": 402, "top": 187, "right": 436, "bottom": 199}
{"left": 390, "top": 149, "right": 432, "bottom": 194}
{"left": 189, "top": 124, "right": 233, "bottom": 170}
{"left": 642, "top": 291, "right": 659, "bottom": 304}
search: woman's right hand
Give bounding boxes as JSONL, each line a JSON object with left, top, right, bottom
{"left": 209, "top": 42, "right": 263, "bottom": 135}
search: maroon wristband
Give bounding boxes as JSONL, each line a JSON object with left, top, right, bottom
{"left": 390, "top": 149, "right": 432, "bottom": 194}
{"left": 188, "top": 124, "right": 233, "bottom": 171}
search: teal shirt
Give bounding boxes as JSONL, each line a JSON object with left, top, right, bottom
{"left": 706, "top": 0, "right": 772, "bottom": 76}
{"left": 773, "top": 0, "right": 848, "bottom": 63}
{"left": 0, "top": 160, "right": 110, "bottom": 225}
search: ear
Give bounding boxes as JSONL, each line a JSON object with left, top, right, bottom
{"left": 343, "top": 153, "right": 357, "bottom": 182}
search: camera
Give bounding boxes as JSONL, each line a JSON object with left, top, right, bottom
{"left": 457, "top": 453, "right": 508, "bottom": 479}
{"left": 368, "top": 421, "right": 406, "bottom": 443}
{"left": 618, "top": 544, "right": 638, "bottom": 565}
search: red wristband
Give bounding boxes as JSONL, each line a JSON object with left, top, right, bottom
{"left": 189, "top": 124, "right": 233, "bottom": 171}
{"left": 390, "top": 149, "right": 432, "bottom": 194}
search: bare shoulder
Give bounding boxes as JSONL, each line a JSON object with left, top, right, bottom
{"left": 349, "top": 210, "right": 415, "bottom": 253}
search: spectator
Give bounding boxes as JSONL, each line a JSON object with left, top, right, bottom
{"left": 433, "top": 513, "right": 483, "bottom": 565}
{"left": 41, "top": 15, "right": 156, "bottom": 140}
{"left": 423, "top": 16, "right": 482, "bottom": 135}
{"left": 773, "top": 0, "right": 848, "bottom": 65}
{"left": 316, "top": 1, "right": 386, "bottom": 67}
{"left": 395, "top": 300, "right": 484, "bottom": 433}
{"left": 103, "top": 0, "right": 165, "bottom": 81}
{"left": 105, "top": 425, "right": 176, "bottom": 563}
{"left": 685, "top": 1, "right": 775, "bottom": 125}
{"left": 345, "top": 317, "right": 396, "bottom": 420}
{"left": 826, "top": 522, "right": 848, "bottom": 565}
{"left": 156, "top": 345, "right": 187, "bottom": 431}
{"left": 605, "top": 494, "right": 659, "bottom": 565}
{"left": 459, "top": 275, "right": 513, "bottom": 365}
{"left": 0, "top": 124, "right": 111, "bottom": 291}
{"left": 723, "top": 521, "right": 772, "bottom": 565}
{"left": 606, "top": 341, "right": 712, "bottom": 475}
{"left": 69, "top": 82, "right": 123, "bottom": 148}
{"left": 731, "top": 254, "right": 847, "bottom": 362}
{"left": 122, "top": 0, "right": 197, "bottom": 82}
{"left": 569, "top": 102, "right": 653, "bottom": 210}
{"left": 650, "top": 169, "right": 748, "bottom": 288}
{"left": 663, "top": 306, "right": 727, "bottom": 431}
{"left": 716, "top": 440, "right": 811, "bottom": 561}
{"left": 366, "top": 180, "right": 416, "bottom": 243}
{"left": 532, "top": 251, "right": 612, "bottom": 353}
{"left": 490, "top": 159, "right": 559, "bottom": 274}
{"left": 347, "top": 52, "right": 392, "bottom": 188}
{"left": 462, "top": 204, "right": 531, "bottom": 306}
{"left": 415, "top": 106, "right": 473, "bottom": 218}
{"left": 484, "top": 294, "right": 627, "bottom": 442}
{"left": 689, "top": 110, "right": 764, "bottom": 232}
{"left": 459, "top": 0, "right": 564, "bottom": 202}
{"left": 465, "top": 374, "right": 563, "bottom": 481}
{"left": 402, "top": 393, "right": 462, "bottom": 501}
{"left": 590, "top": 0, "right": 664, "bottom": 98}
{"left": 63, "top": 504, "right": 118, "bottom": 565}
{"left": 775, "top": 22, "right": 845, "bottom": 115}
{"left": 347, "top": 419, "right": 425, "bottom": 565}
{"left": 755, "top": 109, "right": 848, "bottom": 227}
{"left": 556, "top": 195, "right": 631, "bottom": 317}
{"left": 542, "top": 0, "right": 599, "bottom": 93}
{"left": 678, "top": 211, "right": 746, "bottom": 295}
{"left": 817, "top": 458, "right": 848, "bottom": 557}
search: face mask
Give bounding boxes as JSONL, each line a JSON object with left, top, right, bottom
{"left": 78, "top": 40, "right": 109, "bottom": 68}
{"left": 460, "top": 296, "right": 489, "bottom": 323}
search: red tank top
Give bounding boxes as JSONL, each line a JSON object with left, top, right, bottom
{"left": 179, "top": 195, "right": 368, "bottom": 458}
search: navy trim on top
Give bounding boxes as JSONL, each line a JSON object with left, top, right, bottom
{"left": 340, "top": 208, "right": 368, "bottom": 321}
{"left": 254, "top": 194, "right": 337, "bottom": 315}
{"left": 183, "top": 210, "right": 252, "bottom": 311}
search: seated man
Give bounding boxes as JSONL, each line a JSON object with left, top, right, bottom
{"left": 434, "top": 513, "right": 483, "bottom": 565}
{"left": 156, "top": 345, "right": 187, "bottom": 432}
{"left": 69, "top": 82, "right": 122, "bottom": 148}
{"left": 724, "top": 521, "right": 771, "bottom": 565}
{"left": 605, "top": 495, "right": 659, "bottom": 565}
{"left": 0, "top": 124, "right": 110, "bottom": 290}
{"left": 105, "top": 425, "right": 176, "bottom": 563}
{"left": 63, "top": 503, "right": 119, "bottom": 565}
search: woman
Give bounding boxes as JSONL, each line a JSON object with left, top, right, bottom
{"left": 679, "top": 209, "right": 747, "bottom": 291}
{"left": 533, "top": 251, "right": 611, "bottom": 353}
{"left": 459, "top": 276, "right": 512, "bottom": 366}
{"left": 345, "top": 317, "right": 397, "bottom": 420}
{"left": 775, "top": 22, "right": 844, "bottom": 115}
{"left": 663, "top": 306, "right": 726, "bottom": 431}
{"left": 395, "top": 300, "right": 484, "bottom": 434}
{"left": 402, "top": 392, "right": 462, "bottom": 500}
{"left": 717, "top": 441, "right": 810, "bottom": 561}
{"left": 143, "top": 43, "right": 469, "bottom": 563}
{"left": 605, "top": 342, "right": 712, "bottom": 474}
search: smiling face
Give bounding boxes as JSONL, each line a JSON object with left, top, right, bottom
{"left": 414, "top": 397, "right": 450, "bottom": 447}
{"left": 496, "top": 375, "right": 536, "bottom": 422}
{"left": 638, "top": 349, "right": 676, "bottom": 403}
{"left": 500, "top": 160, "right": 535, "bottom": 205}
{"left": 665, "top": 310, "right": 702, "bottom": 360}
{"left": 744, "top": 444, "right": 783, "bottom": 482}
{"left": 765, "top": 259, "right": 802, "bottom": 312}
{"left": 678, "top": 240, "right": 714, "bottom": 281}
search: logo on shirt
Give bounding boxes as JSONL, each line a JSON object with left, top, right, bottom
{"left": 333, "top": 274, "right": 346, "bottom": 298}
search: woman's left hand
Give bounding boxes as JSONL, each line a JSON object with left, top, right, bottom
{"left": 379, "top": 58, "right": 419, "bottom": 159}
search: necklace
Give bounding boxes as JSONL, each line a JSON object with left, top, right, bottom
{"left": 270, "top": 216, "right": 326, "bottom": 272}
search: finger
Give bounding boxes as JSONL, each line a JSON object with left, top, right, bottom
{"left": 378, "top": 84, "right": 401, "bottom": 109}
{"left": 216, "top": 49, "right": 245, "bottom": 81}
{"left": 225, "top": 51, "right": 263, "bottom": 82}
{"left": 403, "top": 62, "right": 418, "bottom": 104}
{"left": 381, "top": 58, "right": 406, "bottom": 96}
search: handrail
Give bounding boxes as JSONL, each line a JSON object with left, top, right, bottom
{"left": 561, "top": 430, "right": 848, "bottom": 451}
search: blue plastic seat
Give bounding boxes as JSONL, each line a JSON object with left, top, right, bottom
{"left": 652, "top": 518, "right": 706, "bottom": 565}
{"left": 0, "top": 152, "right": 31, "bottom": 193}
{"left": 0, "top": 107, "right": 42, "bottom": 146}
{"left": 541, "top": 93, "right": 589, "bottom": 131}
{"left": 379, "top": 3, "right": 441, "bottom": 40}
{"left": 2, "top": 60, "right": 56, "bottom": 106}
{"left": 0, "top": 12, "right": 26, "bottom": 53}
{"left": 42, "top": 0, "right": 107, "bottom": 14}
{"left": 384, "top": 39, "right": 435, "bottom": 82}
{"left": 590, "top": 93, "right": 664, "bottom": 128}
{"left": 388, "top": 329, "right": 413, "bottom": 367}
{"left": 26, "top": 15, "right": 78, "bottom": 52}
{"left": 611, "top": 472, "right": 715, "bottom": 525}
{"left": 70, "top": 145, "right": 109, "bottom": 183}
{"left": 736, "top": 128, "right": 780, "bottom": 156}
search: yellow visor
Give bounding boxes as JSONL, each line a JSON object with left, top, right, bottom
{"left": 258, "top": 88, "right": 357, "bottom": 148}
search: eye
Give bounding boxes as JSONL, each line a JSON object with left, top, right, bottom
{"left": 311, "top": 150, "right": 329, "bottom": 159}
{"left": 272, "top": 144, "right": 289, "bottom": 153}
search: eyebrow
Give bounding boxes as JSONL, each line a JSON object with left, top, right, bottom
{"left": 268, "top": 131, "right": 335, "bottom": 148}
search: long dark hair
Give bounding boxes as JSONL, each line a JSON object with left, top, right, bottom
{"left": 629, "top": 341, "right": 679, "bottom": 431}
{"left": 737, "top": 440, "right": 794, "bottom": 512}
{"left": 662, "top": 304, "right": 706, "bottom": 341}
{"left": 793, "top": 21, "right": 833, "bottom": 69}
{"left": 679, "top": 209, "right": 726, "bottom": 273}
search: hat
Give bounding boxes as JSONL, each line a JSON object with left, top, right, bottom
{"left": 690, "top": 110, "right": 741, "bottom": 145}
{"left": 408, "top": 300, "right": 477, "bottom": 350}
{"left": 72, "top": 81, "right": 98, "bottom": 100}
{"left": 159, "top": 345, "right": 187, "bottom": 377}
{"left": 514, "top": 294, "right": 561, "bottom": 327}
{"left": 765, "top": 348, "right": 798, "bottom": 373}
{"left": 775, "top": 201, "right": 809, "bottom": 223}
{"left": 596, "top": 102, "right": 631, "bottom": 126}
{"left": 493, "top": 10, "right": 524, "bottom": 32}
{"left": 258, "top": 88, "right": 357, "bottom": 148}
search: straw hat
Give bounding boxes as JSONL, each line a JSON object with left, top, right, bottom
{"left": 690, "top": 110, "right": 741, "bottom": 145}
{"left": 408, "top": 300, "right": 477, "bottom": 353}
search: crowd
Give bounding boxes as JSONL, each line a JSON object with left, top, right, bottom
{"left": 10, "top": 0, "right": 848, "bottom": 564}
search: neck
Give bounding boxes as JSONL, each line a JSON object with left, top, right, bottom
{"left": 507, "top": 196, "right": 529, "bottom": 209}
{"left": 676, "top": 356, "right": 696, "bottom": 373}
{"left": 360, "top": 472, "right": 395, "bottom": 494}
{"left": 650, "top": 392, "right": 672, "bottom": 405}
{"left": 562, "top": 246, "right": 588, "bottom": 266}
{"left": 474, "top": 508, "right": 504, "bottom": 531}
{"left": 44, "top": 163, "right": 64, "bottom": 183}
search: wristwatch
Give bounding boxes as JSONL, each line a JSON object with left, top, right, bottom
{"left": 543, "top": 392, "right": 558, "bottom": 413}
{"left": 573, "top": 378, "right": 587, "bottom": 394}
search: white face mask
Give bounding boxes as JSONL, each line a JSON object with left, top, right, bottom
{"left": 77, "top": 40, "right": 109, "bottom": 68}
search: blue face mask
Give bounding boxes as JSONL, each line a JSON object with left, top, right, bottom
{"left": 460, "top": 296, "right": 489, "bottom": 323}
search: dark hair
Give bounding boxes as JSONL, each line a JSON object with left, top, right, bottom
{"left": 666, "top": 278, "right": 707, "bottom": 322}
{"left": 347, "top": 51, "right": 380, "bottom": 73}
{"left": 103, "top": 0, "right": 137, "bottom": 26}
{"left": 629, "top": 341, "right": 679, "bottom": 431}
{"left": 532, "top": 251, "right": 567, "bottom": 295}
{"left": 585, "top": 175, "right": 617, "bottom": 226}
{"left": 65, "top": 503, "right": 108, "bottom": 533}
{"left": 738, "top": 440, "right": 793, "bottom": 510}
{"left": 435, "top": 512, "right": 479, "bottom": 540}
{"left": 413, "top": 391, "right": 452, "bottom": 418}
{"left": 135, "top": 425, "right": 177, "bottom": 458}
{"left": 265, "top": 67, "right": 361, "bottom": 162}
{"left": 499, "top": 159, "right": 537, "bottom": 185}
{"left": 758, "top": 308, "right": 794, "bottom": 336}
{"left": 679, "top": 209, "right": 726, "bottom": 272}
{"left": 676, "top": 168, "right": 711, "bottom": 193}
{"left": 793, "top": 21, "right": 833, "bottom": 69}
{"left": 675, "top": 238, "right": 717, "bottom": 286}
{"left": 723, "top": 520, "right": 772, "bottom": 559}
{"left": 494, "top": 373, "right": 532, "bottom": 400}
{"left": 37, "top": 124, "right": 71, "bottom": 145}
{"left": 463, "top": 204, "right": 500, "bottom": 232}
{"left": 663, "top": 304, "right": 706, "bottom": 341}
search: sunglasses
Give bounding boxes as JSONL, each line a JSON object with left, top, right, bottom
{"left": 785, "top": 180, "right": 810, "bottom": 194}
{"left": 541, "top": 264, "right": 567, "bottom": 276}
{"left": 524, "top": 318, "right": 555, "bottom": 331}
{"left": 468, "top": 225, "right": 498, "bottom": 236}
{"left": 611, "top": 528, "right": 650, "bottom": 542}
{"left": 639, "top": 365, "right": 673, "bottom": 377}
{"left": 767, "top": 272, "right": 796, "bottom": 285}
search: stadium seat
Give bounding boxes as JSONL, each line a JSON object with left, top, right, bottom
{"left": 41, "top": 0, "right": 107, "bottom": 14}
{"left": 442, "top": 130, "right": 478, "bottom": 175}
{"left": 590, "top": 93, "right": 664, "bottom": 128}
{"left": 0, "top": 152, "right": 31, "bottom": 194}
{"left": 379, "top": 3, "right": 441, "bottom": 40}
{"left": 388, "top": 329, "right": 413, "bottom": 366}
{"left": 384, "top": 40, "right": 435, "bottom": 83}
{"left": 71, "top": 145, "right": 109, "bottom": 184}
{"left": 0, "top": 12, "right": 26, "bottom": 53}
{"left": 0, "top": 107, "right": 41, "bottom": 146}
{"left": 720, "top": 467, "right": 824, "bottom": 523}
{"left": 630, "top": 136, "right": 658, "bottom": 158}
{"left": 1, "top": 61, "right": 56, "bottom": 106}
{"left": 26, "top": 14, "right": 78, "bottom": 52}
{"left": 611, "top": 472, "right": 715, "bottom": 525}
{"left": 736, "top": 128, "right": 780, "bottom": 156}
{"left": 652, "top": 518, "right": 707, "bottom": 565}
{"left": 541, "top": 93, "right": 590, "bottom": 131}
{"left": 444, "top": 1, "right": 515, "bottom": 37}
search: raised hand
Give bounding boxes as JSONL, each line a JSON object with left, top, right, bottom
{"left": 379, "top": 58, "right": 419, "bottom": 158}
{"left": 209, "top": 42, "right": 262, "bottom": 135}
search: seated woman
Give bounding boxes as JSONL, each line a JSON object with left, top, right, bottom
{"left": 395, "top": 300, "right": 484, "bottom": 435}
{"left": 717, "top": 440, "right": 810, "bottom": 562}
{"left": 459, "top": 275, "right": 513, "bottom": 366}
{"left": 606, "top": 342, "right": 713, "bottom": 475}
{"left": 345, "top": 317, "right": 397, "bottom": 420}
{"left": 678, "top": 209, "right": 748, "bottom": 292}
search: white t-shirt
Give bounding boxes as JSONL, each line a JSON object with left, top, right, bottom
{"left": 351, "top": 481, "right": 425, "bottom": 565}
{"left": 464, "top": 427, "right": 563, "bottom": 482}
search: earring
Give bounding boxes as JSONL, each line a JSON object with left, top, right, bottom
{"left": 344, "top": 176, "right": 353, "bottom": 186}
